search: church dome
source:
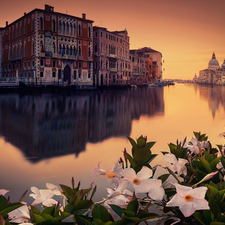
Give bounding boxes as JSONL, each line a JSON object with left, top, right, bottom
{"left": 208, "top": 52, "right": 220, "bottom": 69}
{"left": 222, "top": 59, "right": 225, "bottom": 69}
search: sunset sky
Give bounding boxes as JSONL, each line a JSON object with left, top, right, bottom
{"left": 0, "top": 0, "right": 224, "bottom": 80}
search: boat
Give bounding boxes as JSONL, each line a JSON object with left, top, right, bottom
{"left": 131, "top": 84, "right": 137, "bottom": 88}
{"left": 148, "top": 83, "right": 158, "bottom": 87}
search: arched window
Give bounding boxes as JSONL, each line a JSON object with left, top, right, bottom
{"left": 78, "top": 46, "right": 81, "bottom": 56}
{"left": 66, "top": 45, "right": 69, "bottom": 55}
{"left": 24, "top": 44, "right": 26, "bottom": 57}
{"left": 59, "top": 45, "right": 61, "bottom": 54}
{"left": 20, "top": 46, "right": 22, "bottom": 56}
{"left": 70, "top": 46, "right": 72, "bottom": 55}
{"left": 88, "top": 27, "right": 91, "bottom": 38}
{"left": 32, "top": 19, "right": 34, "bottom": 31}
{"left": 53, "top": 42, "right": 56, "bottom": 53}
{"left": 63, "top": 22, "right": 65, "bottom": 32}
{"left": 52, "top": 19, "right": 56, "bottom": 32}
{"left": 88, "top": 47, "right": 91, "bottom": 57}
{"left": 101, "top": 43, "right": 102, "bottom": 52}
{"left": 78, "top": 24, "right": 81, "bottom": 36}
{"left": 40, "top": 41, "right": 43, "bottom": 51}
{"left": 66, "top": 22, "right": 69, "bottom": 32}
{"left": 32, "top": 41, "right": 35, "bottom": 55}
{"left": 59, "top": 21, "right": 61, "bottom": 31}
{"left": 94, "top": 44, "right": 97, "bottom": 52}
{"left": 74, "top": 24, "right": 76, "bottom": 34}
{"left": 40, "top": 17, "right": 43, "bottom": 30}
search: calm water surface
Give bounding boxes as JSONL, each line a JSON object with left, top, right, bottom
{"left": 1, "top": 83, "right": 225, "bottom": 203}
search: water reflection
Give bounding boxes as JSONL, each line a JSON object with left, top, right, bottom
{"left": 193, "top": 84, "right": 225, "bottom": 118}
{"left": 0, "top": 87, "right": 164, "bottom": 162}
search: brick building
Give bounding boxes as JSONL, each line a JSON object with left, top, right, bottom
{"left": 1, "top": 5, "right": 94, "bottom": 87}
{"left": 93, "top": 26, "right": 130, "bottom": 86}
{"left": 129, "top": 47, "right": 162, "bottom": 85}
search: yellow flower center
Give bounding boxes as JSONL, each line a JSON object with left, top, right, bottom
{"left": 184, "top": 195, "right": 194, "bottom": 202}
{"left": 107, "top": 172, "right": 116, "bottom": 179}
{"left": 133, "top": 178, "right": 141, "bottom": 185}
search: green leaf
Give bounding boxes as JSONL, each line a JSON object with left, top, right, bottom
{"left": 31, "top": 212, "right": 46, "bottom": 224}
{"left": 206, "top": 184, "right": 219, "bottom": 201}
{"left": 198, "top": 157, "right": 212, "bottom": 173}
{"left": 52, "top": 212, "right": 71, "bottom": 222}
{"left": 1, "top": 202, "right": 23, "bottom": 214}
{"left": 60, "top": 184, "right": 75, "bottom": 197}
{"left": 41, "top": 205, "right": 55, "bottom": 217}
{"left": 74, "top": 215, "right": 93, "bottom": 225}
{"left": 193, "top": 211, "right": 207, "bottom": 225}
{"left": 137, "top": 136, "right": 146, "bottom": 148}
{"left": 92, "top": 204, "right": 111, "bottom": 222}
{"left": 209, "top": 202, "right": 221, "bottom": 219}
{"left": 203, "top": 210, "right": 212, "bottom": 224}
{"left": 147, "top": 154, "right": 157, "bottom": 164}
{"left": 42, "top": 213, "right": 53, "bottom": 220}
{"left": 109, "top": 204, "right": 123, "bottom": 218}
{"left": 145, "top": 142, "right": 156, "bottom": 149}
{"left": 210, "top": 157, "right": 221, "bottom": 171}
{"left": 121, "top": 210, "right": 136, "bottom": 217}
{"left": 127, "top": 137, "right": 138, "bottom": 150}
{"left": 93, "top": 218, "right": 108, "bottom": 225}
{"left": 127, "top": 153, "right": 137, "bottom": 169}
{"left": 133, "top": 148, "right": 151, "bottom": 164}
{"left": 0, "top": 195, "right": 8, "bottom": 209}
{"left": 204, "top": 151, "right": 214, "bottom": 163}
{"left": 31, "top": 205, "right": 41, "bottom": 215}
{"left": 210, "top": 222, "right": 225, "bottom": 225}
{"left": 221, "top": 158, "right": 225, "bottom": 169}
{"left": 158, "top": 174, "right": 170, "bottom": 184}
{"left": 126, "top": 199, "right": 138, "bottom": 214}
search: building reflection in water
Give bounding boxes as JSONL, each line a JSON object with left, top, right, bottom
{"left": 195, "top": 84, "right": 225, "bottom": 119}
{"left": 0, "top": 87, "right": 164, "bottom": 162}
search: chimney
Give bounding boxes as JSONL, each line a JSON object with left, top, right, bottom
{"left": 82, "top": 13, "right": 86, "bottom": 19}
{"left": 45, "top": 4, "right": 54, "bottom": 12}
{"left": 45, "top": 4, "right": 49, "bottom": 11}
{"left": 24, "top": 12, "right": 26, "bottom": 16}
{"left": 6, "top": 21, "right": 8, "bottom": 26}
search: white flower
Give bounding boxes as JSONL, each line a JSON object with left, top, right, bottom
{"left": 166, "top": 183, "right": 209, "bottom": 217}
{"left": 185, "top": 138, "right": 209, "bottom": 154}
{"left": 46, "top": 183, "right": 62, "bottom": 196}
{"left": 122, "top": 167, "right": 165, "bottom": 200}
{"left": 0, "top": 189, "right": 9, "bottom": 196}
{"left": 29, "top": 186, "right": 57, "bottom": 206}
{"left": 8, "top": 202, "right": 30, "bottom": 223}
{"left": 164, "top": 153, "right": 188, "bottom": 176}
{"left": 93, "top": 161, "right": 123, "bottom": 187}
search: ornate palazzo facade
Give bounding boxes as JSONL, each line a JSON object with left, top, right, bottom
{"left": 0, "top": 5, "right": 94, "bottom": 86}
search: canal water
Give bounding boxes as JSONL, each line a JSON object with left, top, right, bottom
{"left": 1, "top": 83, "right": 225, "bottom": 204}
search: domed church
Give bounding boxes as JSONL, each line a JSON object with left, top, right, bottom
{"left": 197, "top": 52, "right": 225, "bottom": 85}
{"left": 208, "top": 52, "right": 220, "bottom": 70}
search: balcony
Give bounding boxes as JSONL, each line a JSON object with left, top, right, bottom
{"left": 52, "top": 53, "right": 58, "bottom": 58}
{"left": 78, "top": 56, "right": 83, "bottom": 60}
{"left": 88, "top": 57, "right": 93, "bottom": 61}
{"left": 10, "top": 56, "right": 22, "bottom": 61}
{"left": 40, "top": 52, "right": 45, "bottom": 57}
{"left": 108, "top": 54, "right": 117, "bottom": 59}
{"left": 109, "top": 68, "right": 117, "bottom": 72}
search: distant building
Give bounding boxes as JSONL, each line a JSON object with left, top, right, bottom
{"left": 198, "top": 52, "right": 225, "bottom": 85}
{"left": 129, "top": 47, "right": 162, "bottom": 84}
{"left": 93, "top": 26, "right": 130, "bottom": 86}
{"left": 0, "top": 4, "right": 94, "bottom": 87}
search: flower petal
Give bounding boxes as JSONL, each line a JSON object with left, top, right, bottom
{"left": 179, "top": 202, "right": 195, "bottom": 217}
{"left": 164, "top": 153, "right": 177, "bottom": 165}
{"left": 136, "top": 167, "right": 152, "bottom": 180}
{"left": 122, "top": 168, "right": 137, "bottom": 181}
{"left": 189, "top": 186, "right": 208, "bottom": 199}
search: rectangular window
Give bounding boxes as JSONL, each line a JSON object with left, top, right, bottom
{"left": 40, "top": 71, "right": 43, "bottom": 77}
{"left": 58, "top": 70, "right": 61, "bottom": 79}
{"left": 88, "top": 63, "right": 91, "bottom": 70}
{"left": 52, "top": 72, "right": 56, "bottom": 77}
{"left": 8, "top": 64, "right": 11, "bottom": 71}
{"left": 79, "top": 62, "right": 82, "bottom": 69}
{"left": 101, "top": 32, "right": 102, "bottom": 37}
{"left": 24, "top": 62, "right": 26, "bottom": 69}
{"left": 95, "top": 31, "right": 97, "bottom": 37}
{"left": 53, "top": 60, "right": 56, "bottom": 68}
{"left": 40, "top": 59, "right": 44, "bottom": 66}
{"left": 28, "top": 61, "right": 30, "bottom": 69}
{"left": 78, "top": 72, "right": 81, "bottom": 78}
{"left": 88, "top": 73, "right": 90, "bottom": 78}
{"left": 32, "top": 60, "right": 34, "bottom": 68}
{"left": 106, "top": 33, "right": 107, "bottom": 39}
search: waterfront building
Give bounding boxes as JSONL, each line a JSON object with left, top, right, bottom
{"left": 198, "top": 52, "right": 225, "bottom": 85}
{"left": 129, "top": 47, "right": 162, "bottom": 85}
{"left": 0, "top": 5, "right": 94, "bottom": 87}
{"left": 93, "top": 26, "right": 130, "bottom": 86}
